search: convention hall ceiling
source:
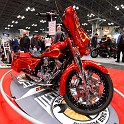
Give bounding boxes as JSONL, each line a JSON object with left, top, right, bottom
{"left": 0, "top": 0, "right": 124, "bottom": 35}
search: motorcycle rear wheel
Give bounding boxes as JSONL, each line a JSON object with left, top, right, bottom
{"left": 64, "top": 66, "right": 113, "bottom": 115}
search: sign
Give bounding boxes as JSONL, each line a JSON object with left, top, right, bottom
{"left": 49, "top": 21, "right": 56, "bottom": 35}
{"left": 3, "top": 33, "right": 9, "bottom": 37}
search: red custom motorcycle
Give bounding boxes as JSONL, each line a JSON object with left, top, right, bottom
{"left": 11, "top": 6, "right": 113, "bottom": 115}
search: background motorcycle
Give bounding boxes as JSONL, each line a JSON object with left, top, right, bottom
{"left": 91, "top": 43, "right": 116, "bottom": 58}
{"left": 11, "top": 6, "right": 113, "bottom": 115}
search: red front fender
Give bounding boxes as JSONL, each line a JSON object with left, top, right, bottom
{"left": 59, "top": 63, "right": 79, "bottom": 96}
{"left": 82, "top": 60, "right": 109, "bottom": 74}
{"left": 59, "top": 60, "right": 109, "bottom": 96}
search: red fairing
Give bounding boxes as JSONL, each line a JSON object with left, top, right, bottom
{"left": 63, "top": 6, "right": 90, "bottom": 56}
{"left": 59, "top": 60, "right": 109, "bottom": 96}
{"left": 11, "top": 52, "right": 41, "bottom": 72}
{"left": 40, "top": 40, "right": 67, "bottom": 59}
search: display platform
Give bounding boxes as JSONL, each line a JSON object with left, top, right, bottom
{"left": 0, "top": 63, "right": 124, "bottom": 124}
{"left": 0, "top": 61, "right": 11, "bottom": 68}
{"left": 10, "top": 74, "right": 118, "bottom": 124}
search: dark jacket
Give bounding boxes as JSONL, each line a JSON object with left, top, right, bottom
{"left": 31, "top": 37, "right": 38, "bottom": 48}
{"left": 91, "top": 36, "right": 97, "bottom": 48}
{"left": 20, "top": 36, "right": 30, "bottom": 49}
{"left": 54, "top": 30, "right": 63, "bottom": 43}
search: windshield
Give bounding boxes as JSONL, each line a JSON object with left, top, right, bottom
{"left": 62, "top": 6, "right": 90, "bottom": 56}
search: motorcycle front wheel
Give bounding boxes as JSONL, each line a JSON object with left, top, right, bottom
{"left": 64, "top": 66, "right": 113, "bottom": 115}
{"left": 90, "top": 49, "right": 98, "bottom": 58}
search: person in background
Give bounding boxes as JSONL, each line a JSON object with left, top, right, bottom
{"left": 91, "top": 33, "right": 98, "bottom": 48}
{"left": 0, "top": 37, "right": 2, "bottom": 46}
{"left": 11, "top": 36, "right": 19, "bottom": 53}
{"left": 37, "top": 35, "right": 45, "bottom": 53}
{"left": 20, "top": 32, "right": 30, "bottom": 52}
{"left": 31, "top": 34, "right": 38, "bottom": 50}
{"left": 115, "top": 29, "right": 124, "bottom": 62}
{"left": 45, "top": 34, "right": 52, "bottom": 49}
{"left": 54, "top": 25, "right": 64, "bottom": 43}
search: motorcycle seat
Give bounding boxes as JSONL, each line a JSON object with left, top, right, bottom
{"left": 31, "top": 51, "right": 41, "bottom": 58}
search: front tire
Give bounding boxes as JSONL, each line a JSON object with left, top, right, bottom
{"left": 64, "top": 66, "right": 113, "bottom": 115}
{"left": 90, "top": 49, "right": 98, "bottom": 58}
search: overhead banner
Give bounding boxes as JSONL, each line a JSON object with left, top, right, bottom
{"left": 49, "top": 21, "right": 56, "bottom": 35}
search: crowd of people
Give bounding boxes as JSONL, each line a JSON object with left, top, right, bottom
{"left": 0, "top": 26, "right": 124, "bottom": 63}
{"left": 0, "top": 25, "right": 64, "bottom": 55}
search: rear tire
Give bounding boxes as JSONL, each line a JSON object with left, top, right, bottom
{"left": 64, "top": 66, "right": 113, "bottom": 115}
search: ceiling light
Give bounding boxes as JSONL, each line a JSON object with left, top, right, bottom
{"left": 73, "top": 5, "right": 76, "bottom": 9}
{"left": 87, "top": 30, "right": 91, "bottom": 32}
{"left": 82, "top": 23, "right": 88, "bottom": 26}
{"left": 40, "top": 20, "right": 46, "bottom": 23}
{"left": 17, "top": 15, "right": 21, "bottom": 18}
{"left": 34, "top": 31, "right": 38, "bottom": 32}
{"left": 12, "top": 20, "right": 18, "bottom": 24}
{"left": 26, "top": 8, "right": 29, "bottom": 11}
{"left": 5, "top": 27, "right": 10, "bottom": 30}
{"left": 17, "top": 15, "right": 25, "bottom": 19}
{"left": 73, "top": 5, "right": 79, "bottom": 10}
{"left": 103, "top": 19, "right": 106, "bottom": 21}
{"left": 87, "top": 13, "right": 95, "bottom": 18}
{"left": 26, "top": 27, "right": 30, "bottom": 29}
{"left": 32, "top": 24, "right": 37, "bottom": 26}
{"left": 26, "top": 7, "right": 35, "bottom": 12}
{"left": 76, "top": 6, "right": 79, "bottom": 10}
{"left": 31, "top": 8, "right": 35, "bottom": 12}
{"left": 11, "top": 25, "right": 13, "bottom": 27}
{"left": 115, "top": 6, "right": 119, "bottom": 10}
{"left": 8, "top": 25, "right": 10, "bottom": 27}
{"left": 27, "top": 7, "right": 30, "bottom": 9}
{"left": 108, "top": 22, "right": 114, "bottom": 25}
{"left": 15, "top": 21, "right": 18, "bottom": 24}
{"left": 121, "top": 4, "right": 124, "bottom": 9}
{"left": 21, "top": 16, "right": 25, "bottom": 19}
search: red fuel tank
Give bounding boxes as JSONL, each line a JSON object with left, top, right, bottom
{"left": 40, "top": 41, "right": 67, "bottom": 59}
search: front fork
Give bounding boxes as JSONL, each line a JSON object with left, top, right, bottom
{"left": 67, "top": 38, "right": 90, "bottom": 95}
{"left": 74, "top": 49, "right": 88, "bottom": 85}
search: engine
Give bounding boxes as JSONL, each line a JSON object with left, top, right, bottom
{"left": 38, "top": 57, "right": 62, "bottom": 83}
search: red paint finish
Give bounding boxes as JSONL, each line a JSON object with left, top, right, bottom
{"left": 59, "top": 63, "right": 79, "bottom": 96}
{"left": 40, "top": 41, "right": 67, "bottom": 59}
{"left": 11, "top": 52, "right": 41, "bottom": 72}
{"left": 59, "top": 60, "right": 109, "bottom": 96}
{"left": 82, "top": 60, "right": 109, "bottom": 74}
{"left": 63, "top": 6, "right": 90, "bottom": 56}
